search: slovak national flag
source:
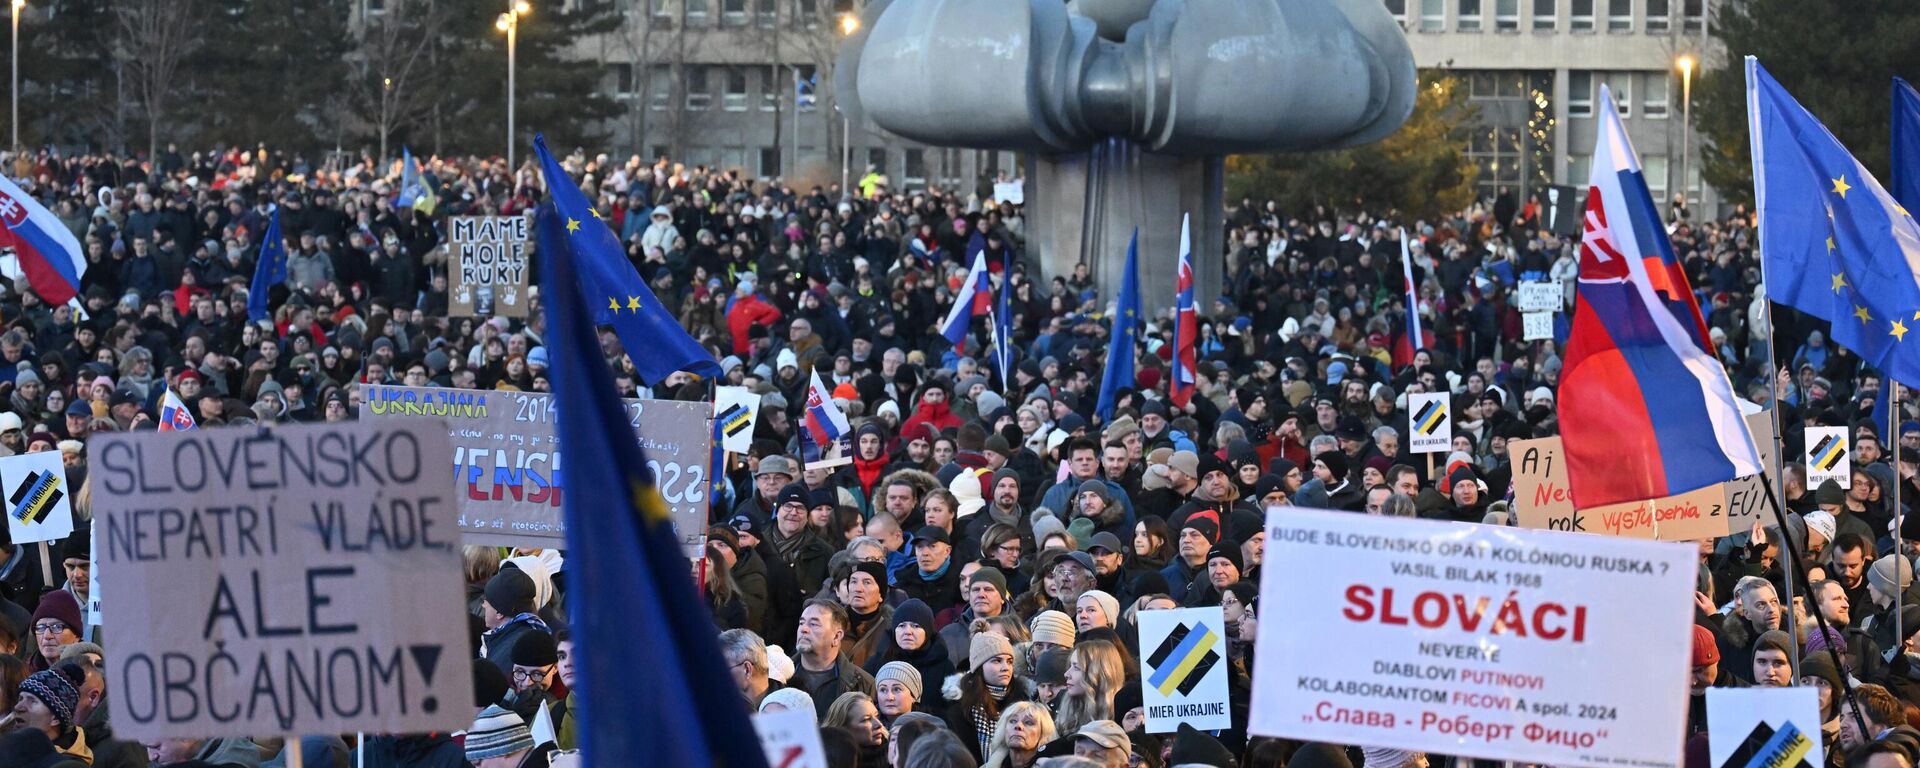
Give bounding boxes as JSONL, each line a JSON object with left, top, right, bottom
{"left": 1557, "top": 85, "right": 1761, "bottom": 509}
{"left": 158, "top": 387, "right": 198, "bottom": 432}
{"left": 0, "top": 174, "right": 86, "bottom": 306}
{"left": 940, "top": 240, "right": 992, "bottom": 353}
{"left": 1170, "top": 214, "right": 1199, "bottom": 409}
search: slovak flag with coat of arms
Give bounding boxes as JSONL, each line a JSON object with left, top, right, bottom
{"left": 158, "top": 387, "right": 198, "bottom": 432}
{"left": 1556, "top": 85, "right": 1761, "bottom": 509}
{"left": 0, "top": 174, "right": 86, "bottom": 306}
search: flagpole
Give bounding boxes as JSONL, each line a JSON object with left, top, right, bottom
{"left": 1896, "top": 381, "right": 1904, "bottom": 645}
{"left": 1762, "top": 299, "right": 1799, "bottom": 674}
{"left": 1761, "top": 470, "right": 1870, "bottom": 739}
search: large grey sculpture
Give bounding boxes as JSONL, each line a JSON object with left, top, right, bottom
{"left": 836, "top": 0, "right": 1417, "bottom": 312}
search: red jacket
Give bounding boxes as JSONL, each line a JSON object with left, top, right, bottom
{"left": 725, "top": 295, "right": 782, "bottom": 355}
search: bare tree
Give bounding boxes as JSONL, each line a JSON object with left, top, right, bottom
{"left": 114, "top": 0, "right": 204, "bottom": 163}
{"left": 351, "top": 0, "right": 453, "bottom": 165}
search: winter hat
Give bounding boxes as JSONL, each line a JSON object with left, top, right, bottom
{"left": 977, "top": 391, "right": 1008, "bottom": 418}
{"left": 1182, "top": 509, "right": 1222, "bottom": 545}
{"left": 949, "top": 470, "right": 987, "bottom": 518}
{"left": 1361, "top": 748, "right": 1420, "bottom": 768}
{"left": 1314, "top": 450, "right": 1349, "bottom": 481}
{"left": 1104, "top": 416, "right": 1139, "bottom": 444}
{"left": 876, "top": 660, "right": 924, "bottom": 701}
{"left": 1029, "top": 610, "right": 1077, "bottom": 648}
{"left": 1814, "top": 481, "right": 1845, "bottom": 506}
{"left": 1079, "top": 590, "right": 1120, "bottom": 627}
{"left": 1870, "top": 555, "right": 1915, "bottom": 597}
{"left": 969, "top": 632, "right": 1016, "bottom": 671}
{"left": 1205, "top": 543, "right": 1244, "bottom": 575}
{"left": 1067, "top": 517, "right": 1097, "bottom": 546}
{"left": 1170, "top": 723, "right": 1239, "bottom": 767}
{"left": 1805, "top": 626, "right": 1847, "bottom": 657}
{"left": 1800, "top": 651, "right": 1845, "bottom": 693}
{"left": 765, "top": 645, "right": 796, "bottom": 683}
{"left": 1288, "top": 742, "right": 1355, "bottom": 768}
{"left": 1803, "top": 510, "right": 1837, "bottom": 543}
{"left": 473, "top": 659, "right": 510, "bottom": 707}
{"left": 483, "top": 568, "right": 538, "bottom": 616}
{"left": 1168, "top": 450, "right": 1200, "bottom": 480}
{"left": 970, "top": 566, "right": 1010, "bottom": 598}
{"left": 465, "top": 704, "right": 534, "bottom": 761}
{"left": 1033, "top": 512, "right": 1069, "bottom": 549}
{"left": 31, "top": 590, "right": 82, "bottom": 635}
{"left": 511, "top": 630, "right": 558, "bottom": 667}
{"left": 1034, "top": 648, "right": 1071, "bottom": 685}
{"left": 1691, "top": 625, "right": 1721, "bottom": 667}
{"left": 1753, "top": 630, "right": 1794, "bottom": 660}
{"left": 892, "top": 598, "right": 936, "bottom": 633}
{"left": 57, "top": 642, "right": 104, "bottom": 663}
{"left": 759, "top": 688, "right": 817, "bottom": 719}
{"left": 18, "top": 665, "right": 82, "bottom": 727}
{"left": 1254, "top": 473, "right": 1288, "bottom": 499}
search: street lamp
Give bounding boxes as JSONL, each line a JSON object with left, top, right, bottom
{"left": 11, "top": 0, "right": 23, "bottom": 153}
{"left": 1677, "top": 54, "right": 1695, "bottom": 213}
{"left": 839, "top": 13, "right": 859, "bottom": 192}
{"left": 497, "top": 1, "right": 531, "bottom": 172}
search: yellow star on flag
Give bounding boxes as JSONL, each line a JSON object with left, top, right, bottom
{"left": 608, "top": 296, "right": 621, "bottom": 313}
{"left": 1855, "top": 304, "right": 1872, "bottom": 323}
{"left": 566, "top": 218, "right": 581, "bottom": 233}
{"left": 589, "top": 208, "right": 603, "bottom": 220}
{"left": 1894, "top": 319, "right": 1911, "bottom": 342}
{"left": 1828, "top": 235, "right": 1837, "bottom": 252}
{"left": 627, "top": 296, "right": 642, "bottom": 311}
{"left": 1832, "top": 175, "right": 1852, "bottom": 199}
{"left": 1832, "top": 273, "right": 1848, "bottom": 292}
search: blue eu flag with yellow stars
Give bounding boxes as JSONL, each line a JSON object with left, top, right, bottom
{"left": 1096, "top": 228, "right": 1141, "bottom": 422}
{"left": 533, "top": 135, "right": 720, "bottom": 385}
{"left": 1749, "top": 58, "right": 1920, "bottom": 388}
{"left": 536, "top": 195, "right": 769, "bottom": 768}
{"left": 247, "top": 205, "right": 286, "bottom": 323}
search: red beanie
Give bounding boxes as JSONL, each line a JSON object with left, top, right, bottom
{"left": 1690, "top": 624, "right": 1720, "bottom": 667}
{"left": 1137, "top": 368, "right": 1162, "bottom": 392}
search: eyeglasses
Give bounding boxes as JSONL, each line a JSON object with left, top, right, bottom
{"left": 32, "top": 622, "right": 69, "bottom": 635}
{"left": 511, "top": 667, "right": 552, "bottom": 682}
{"left": 994, "top": 543, "right": 1022, "bottom": 556}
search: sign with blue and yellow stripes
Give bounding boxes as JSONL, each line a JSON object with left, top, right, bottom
{"left": 1138, "top": 606, "right": 1231, "bottom": 733}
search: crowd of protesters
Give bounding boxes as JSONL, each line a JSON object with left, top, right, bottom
{"left": 0, "top": 142, "right": 1910, "bottom": 768}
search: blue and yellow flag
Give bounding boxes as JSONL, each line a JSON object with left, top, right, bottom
{"left": 1748, "top": 58, "right": 1920, "bottom": 387}
{"left": 247, "top": 206, "right": 286, "bottom": 323}
{"left": 533, "top": 135, "right": 720, "bottom": 385}
{"left": 1095, "top": 228, "right": 1141, "bottom": 422}
{"left": 537, "top": 196, "right": 768, "bottom": 768}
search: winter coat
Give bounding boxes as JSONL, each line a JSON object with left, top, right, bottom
{"left": 353, "top": 735, "right": 467, "bottom": 768}
{"left": 942, "top": 674, "right": 1033, "bottom": 764}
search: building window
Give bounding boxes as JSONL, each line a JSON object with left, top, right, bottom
{"left": 685, "top": 65, "right": 711, "bottom": 110}
{"left": 794, "top": 0, "right": 819, "bottom": 27}
{"left": 904, "top": 149, "right": 927, "bottom": 186}
{"left": 1642, "top": 72, "right": 1669, "bottom": 118}
{"left": 1494, "top": 0, "right": 1518, "bottom": 29}
{"left": 723, "top": 67, "right": 748, "bottom": 110}
{"left": 1607, "top": 0, "right": 1630, "bottom": 31}
{"left": 1604, "top": 71, "right": 1631, "bottom": 116}
{"left": 1568, "top": 153, "right": 1591, "bottom": 184}
{"left": 1468, "top": 127, "right": 1523, "bottom": 196}
{"left": 761, "top": 66, "right": 779, "bottom": 111}
{"left": 760, "top": 147, "right": 781, "bottom": 178}
{"left": 1532, "top": 0, "right": 1556, "bottom": 29}
{"left": 867, "top": 148, "right": 888, "bottom": 176}
{"left": 1570, "top": 0, "right": 1594, "bottom": 30}
{"left": 1420, "top": 0, "right": 1444, "bottom": 30}
{"left": 612, "top": 63, "right": 635, "bottom": 98}
{"left": 795, "top": 65, "right": 818, "bottom": 111}
{"left": 366, "top": 0, "right": 385, "bottom": 15}
{"left": 1682, "top": 0, "right": 1703, "bottom": 31}
{"left": 1458, "top": 0, "right": 1481, "bottom": 30}
{"left": 1645, "top": 0, "right": 1669, "bottom": 32}
{"left": 1642, "top": 155, "right": 1669, "bottom": 198}
{"left": 757, "top": 0, "right": 777, "bottom": 26}
{"left": 1567, "top": 71, "right": 1593, "bottom": 117}
{"left": 651, "top": 0, "right": 673, "bottom": 21}
{"left": 1385, "top": 0, "right": 1408, "bottom": 24}
{"left": 686, "top": 0, "right": 709, "bottom": 24}
{"left": 723, "top": 0, "right": 747, "bottom": 24}
{"left": 648, "top": 65, "right": 673, "bottom": 110}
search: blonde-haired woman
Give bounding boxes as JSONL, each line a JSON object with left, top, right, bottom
{"left": 982, "top": 700, "right": 1056, "bottom": 768}
{"left": 1052, "top": 639, "right": 1127, "bottom": 736}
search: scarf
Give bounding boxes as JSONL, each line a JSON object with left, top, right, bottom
{"left": 973, "top": 682, "right": 1011, "bottom": 755}
{"left": 766, "top": 523, "right": 815, "bottom": 563}
{"left": 854, "top": 454, "right": 888, "bottom": 495}
{"left": 481, "top": 612, "right": 552, "bottom": 658}
{"left": 917, "top": 557, "right": 952, "bottom": 581}
{"left": 987, "top": 503, "right": 1021, "bottom": 529}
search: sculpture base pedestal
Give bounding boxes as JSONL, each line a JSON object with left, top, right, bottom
{"left": 1027, "top": 143, "right": 1224, "bottom": 325}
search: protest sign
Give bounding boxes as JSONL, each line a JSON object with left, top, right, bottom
{"left": 754, "top": 708, "right": 828, "bottom": 768}
{"left": 2, "top": 449, "right": 72, "bottom": 544}
{"left": 1805, "top": 426, "right": 1850, "bottom": 490}
{"left": 1707, "top": 688, "right": 1823, "bottom": 768}
{"left": 1509, "top": 436, "right": 1728, "bottom": 540}
{"left": 714, "top": 386, "right": 761, "bottom": 454}
{"left": 1409, "top": 393, "right": 1452, "bottom": 454}
{"left": 1517, "top": 282, "right": 1561, "bottom": 313}
{"left": 1523, "top": 312, "right": 1554, "bottom": 341}
{"left": 1250, "top": 508, "right": 1696, "bottom": 768}
{"left": 1138, "top": 606, "right": 1231, "bottom": 733}
{"left": 993, "top": 180, "right": 1025, "bottom": 206}
{"left": 449, "top": 215, "right": 532, "bottom": 318}
{"left": 91, "top": 420, "right": 470, "bottom": 741}
{"left": 362, "top": 385, "right": 712, "bottom": 556}
{"left": 1724, "top": 412, "right": 1780, "bottom": 535}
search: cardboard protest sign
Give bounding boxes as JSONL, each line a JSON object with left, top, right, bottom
{"left": 754, "top": 708, "right": 828, "bottom": 768}
{"left": 449, "top": 216, "right": 532, "bottom": 318}
{"left": 1509, "top": 436, "right": 1728, "bottom": 540}
{"left": 1250, "top": 508, "right": 1697, "bottom": 768}
{"left": 91, "top": 421, "right": 470, "bottom": 741}
{"left": 1409, "top": 393, "right": 1452, "bottom": 454}
{"left": 1707, "top": 688, "right": 1823, "bottom": 768}
{"left": 1724, "top": 412, "right": 1780, "bottom": 535}
{"left": 1806, "top": 426, "right": 1850, "bottom": 490}
{"left": 1518, "top": 282, "right": 1561, "bottom": 312}
{"left": 2, "top": 449, "right": 72, "bottom": 543}
{"left": 1523, "top": 311, "right": 1554, "bottom": 341}
{"left": 362, "top": 385, "right": 712, "bottom": 556}
{"left": 1138, "top": 606, "right": 1231, "bottom": 733}
{"left": 714, "top": 386, "right": 761, "bottom": 454}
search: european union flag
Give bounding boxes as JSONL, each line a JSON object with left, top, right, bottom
{"left": 533, "top": 135, "right": 720, "bottom": 385}
{"left": 1895, "top": 78, "right": 1920, "bottom": 214}
{"left": 1749, "top": 58, "right": 1920, "bottom": 388}
{"left": 247, "top": 206, "right": 286, "bottom": 323}
{"left": 1096, "top": 229, "right": 1141, "bottom": 421}
{"left": 994, "top": 235, "right": 1015, "bottom": 387}
{"left": 536, "top": 199, "right": 768, "bottom": 768}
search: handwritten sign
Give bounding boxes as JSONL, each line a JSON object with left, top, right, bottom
{"left": 1523, "top": 312, "right": 1554, "bottom": 341}
{"left": 450, "top": 216, "right": 532, "bottom": 318}
{"left": 1249, "top": 508, "right": 1696, "bottom": 768}
{"left": 1724, "top": 412, "right": 1780, "bottom": 535}
{"left": 361, "top": 385, "right": 711, "bottom": 556}
{"left": 1517, "top": 282, "right": 1562, "bottom": 312}
{"left": 92, "top": 421, "right": 470, "bottom": 741}
{"left": 1510, "top": 436, "right": 1728, "bottom": 541}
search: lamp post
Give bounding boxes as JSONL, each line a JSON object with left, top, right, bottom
{"left": 1677, "top": 54, "right": 1694, "bottom": 213}
{"left": 497, "top": 1, "right": 530, "bottom": 172}
{"left": 11, "top": 0, "right": 22, "bottom": 153}
{"left": 839, "top": 12, "right": 859, "bottom": 193}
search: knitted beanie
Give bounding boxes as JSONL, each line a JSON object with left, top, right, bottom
{"left": 18, "top": 665, "right": 82, "bottom": 728}
{"left": 876, "top": 660, "right": 924, "bottom": 701}
{"left": 969, "top": 632, "right": 1015, "bottom": 671}
{"left": 464, "top": 704, "right": 534, "bottom": 761}
{"left": 1029, "top": 610, "right": 1077, "bottom": 648}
